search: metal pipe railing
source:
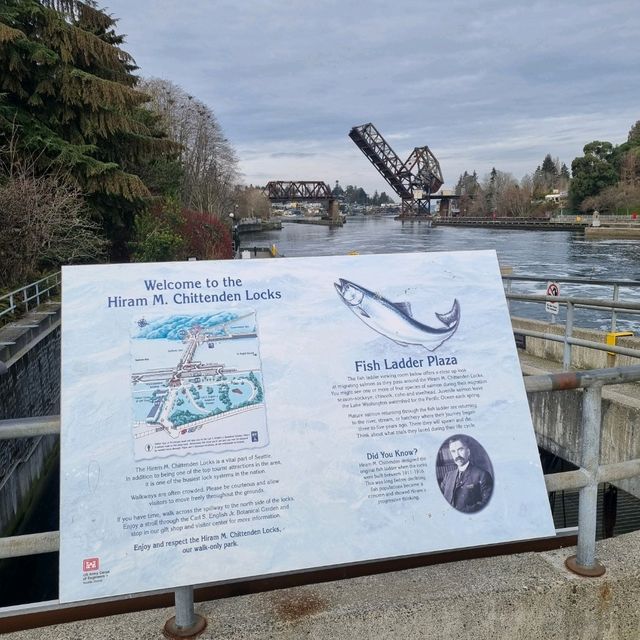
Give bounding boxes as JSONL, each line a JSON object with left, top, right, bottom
{"left": 0, "top": 416, "right": 61, "bottom": 438}
{"left": 0, "top": 531, "right": 59, "bottom": 560}
{"left": 503, "top": 274, "right": 640, "bottom": 364}
{"left": 506, "top": 288, "right": 640, "bottom": 367}
{"left": 514, "top": 329, "right": 640, "bottom": 360}
{"left": 2, "top": 365, "right": 640, "bottom": 574}
{"left": 502, "top": 274, "right": 640, "bottom": 288}
{"left": 508, "top": 292, "right": 640, "bottom": 311}
{"left": 523, "top": 364, "right": 640, "bottom": 575}
{"left": 573, "top": 385, "right": 603, "bottom": 574}
{"left": 0, "top": 272, "right": 61, "bottom": 325}
{"left": 523, "top": 364, "right": 640, "bottom": 391}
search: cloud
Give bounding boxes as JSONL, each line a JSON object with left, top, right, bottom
{"left": 269, "top": 152, "right": 318, "bottom": 159}
{"left": 106, "top": 0, "right": 640, "bottom": 192}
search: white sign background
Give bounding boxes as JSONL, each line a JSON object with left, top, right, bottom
{"left": 59, "top": 250, "right": 554, "bottom": 602}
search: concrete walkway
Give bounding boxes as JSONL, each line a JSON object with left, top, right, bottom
{"left": 3, "top": 531, "right": 640, "bottom": 639}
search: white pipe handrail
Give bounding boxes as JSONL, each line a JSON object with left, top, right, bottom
{"left": 0, "top": 272, "right": 61, "bottom": 323}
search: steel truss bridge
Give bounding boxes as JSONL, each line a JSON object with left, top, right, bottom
{"left": 265, "top": 181, "right": 341, "bottom": 223}
{"left": 349, "top": 123, "right": 445, "bottom": 215}
{"left": 265, "top": 181, "right": 333, "bottom": 202}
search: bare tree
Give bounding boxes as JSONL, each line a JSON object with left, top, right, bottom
{"left": 500, "top": 184, "right": 533, "bottom": 217}
{"left": 0, "top": 145, "right": 106, "bottom": 289}
{"left": 470, "top": 169, "right": 518, "bottom": 216}
{"left": 141, "top": 78, "right": 239, "bottom": 217}
{"left": 236, "top": 187, "right": 271, "bottom": 219}
{"left": 581, "top": 183, "right": 640, "bottom": 214}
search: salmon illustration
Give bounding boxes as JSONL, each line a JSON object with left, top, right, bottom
{"left": 334, "top": 278, "right": 460, "bottom": 351}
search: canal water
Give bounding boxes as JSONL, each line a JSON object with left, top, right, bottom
{"left": 242, "top": 217, "right": 640, "bottom": 276}
{"left": 242, "top": 218, "right": 640, "bottom": 330}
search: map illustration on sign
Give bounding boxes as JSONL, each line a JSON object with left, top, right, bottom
{"left": 130, "top": 309, "right": 268, "bottom": 460}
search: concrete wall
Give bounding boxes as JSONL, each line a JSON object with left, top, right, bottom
{"left": 0, "top": 435, "right": 57, "bottom": 535}
{"left": 512, "top": 317, "right": 640, "bottom": 498}
{"left": 528, "top": 388, "right": 640, "bottom": 498}
{"left": 0, "top": 307, "right": 60, "bottom": 535}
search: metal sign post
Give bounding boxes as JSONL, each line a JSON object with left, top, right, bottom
{"left": 163, "top": 586, "right": 207, "bottom": 639}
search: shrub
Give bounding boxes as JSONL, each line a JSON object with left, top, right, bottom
{"left": 131, "top": 203, "right": 232, "bottom": 263}
{"left": 179, "top": 209, "right": 233, "bottom": 260}
{"left": 0, "top": 161, "right": 107, "bottom": 290}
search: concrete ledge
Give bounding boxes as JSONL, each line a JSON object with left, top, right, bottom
{"left": 4, "top": 531, "right": 640, "bottom": 639}
{"left": 511, "top": 317, "right": 640, "bottom": 371}
{"left": 0, "top": 303, "right": 60, "bottom": 369}
{"left": 585, "top": 226, "right": 640, "bottom": 239}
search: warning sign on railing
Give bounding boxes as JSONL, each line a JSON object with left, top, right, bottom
{"left": 546, "top": 281, "right": 560, "bottom": 315}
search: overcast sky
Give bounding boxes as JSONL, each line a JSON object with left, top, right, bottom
{"left": 104, "top": 0, "right": 639, "bottom": 194}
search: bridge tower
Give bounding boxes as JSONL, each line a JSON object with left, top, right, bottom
{"left": 349, "top": 123, "right": 443, "bottom": 216}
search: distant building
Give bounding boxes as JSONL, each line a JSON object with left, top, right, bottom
{"left": 544, "top": 190, "right": 568, "bottom": 204}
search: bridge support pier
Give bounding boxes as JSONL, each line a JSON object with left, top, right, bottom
{"left": 328, "top": 199, "right": 340, "bottom": 223}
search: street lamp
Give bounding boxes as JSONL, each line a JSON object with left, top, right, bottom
{"left": 228, "top": 212, "right": 239, "bottom": 255}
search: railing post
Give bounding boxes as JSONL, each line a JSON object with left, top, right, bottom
{"left": 563, "top": 302, "right": 574, "bottom": 370}
{"left": 163, "top": 585, "right": 207, "bottom": 639}
{"left": 610, "top": 283, "right": 619, "bottom": 333}
{"left": 565, "top": 384, "right": 606, "bottom": 577}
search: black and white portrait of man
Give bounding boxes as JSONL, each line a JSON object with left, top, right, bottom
{"left": 437, "top": 435, "right": 493, "bottom": 513}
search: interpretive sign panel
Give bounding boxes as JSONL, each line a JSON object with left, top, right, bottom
{"left": 59, "top": 250, "right": 554, "bottom": 602}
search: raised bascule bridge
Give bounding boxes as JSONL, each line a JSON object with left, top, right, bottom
{"left": 349, "top": 122, "right": 457, "bottom": 217}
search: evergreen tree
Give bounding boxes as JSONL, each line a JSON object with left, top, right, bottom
{"left": 570, "top": 141, "right": 618, "bottom": 208}
{"left": 455, "top": 170, "right": 480, "bottom": 196}
{"left": 454, "top": 171, "right": 468, "bottom": 196}
{"left": 541, "top": 153, "right": 558, "bottom": 177}
{"left": 0, "top": 0, "right": 175, "bottom": 258}
{"left": 355, "top": 187, "right": 368, "bottom": 205}
{"left": 486, "top": 167, "right": 498, "bottom": 212}
{"left": 454, "top": 170, "right": 480, "bottom": 216}
{"left": 611, "top": 121, "right": 640, "bottom": 186}
{"left": 532, "top": 154, "right": 563, "bottom": 197}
